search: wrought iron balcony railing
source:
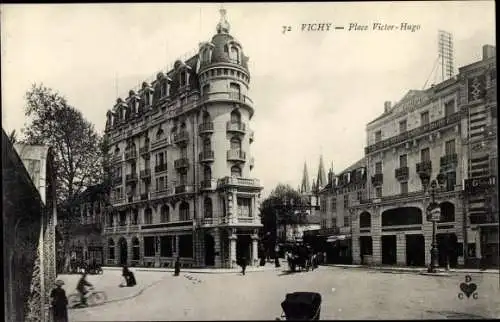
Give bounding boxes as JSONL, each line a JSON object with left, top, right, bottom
{"left": 174, "top": 158, "right": 190, "bottom": 170}
{"left": 125, "top": 149, "right": 137, "bottom": 160}
{"left": 365, "top": 111, "right": 462, "bottom": 154}
{"left": 227, "top": 149, "right": 246, "bottom": 162}
{"left": 416, "top": 161, "right": 432, "bottom": 176}
{"left": 395, "top": 166, "right": 409, "bottom": 181}
{"left": 226, "top": 121, "right": 246, "bottom": 134}
{"left": 155, "top": 163, "right": 167, "bottom": 173}
{"left": 139, "top": 144, "right": 150, "bottom": 155}
{"left": 140, "top": 169, "right": 151, "bottom": 179}
{"left": 440, "top": 153, "right": 458, "bottom": 168}
{"left": 173, "top": 131, "right": 189, "bottom": 145}
{"left": 371, "top": 173, "right": 383, "bottom": 186}
{"left": 126, "top": 173, "right": 138, "bottom": 182}
{"left": 199, "top": 150, "right": 215, "bottom": 163}
{"left": 198, "top": 122, "right": 214, "bottom": 135}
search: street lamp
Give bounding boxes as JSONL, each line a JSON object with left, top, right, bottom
{"left": 424, "top": 174, "right": 446, "bottom": 273}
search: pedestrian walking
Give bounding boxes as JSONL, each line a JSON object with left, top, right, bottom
{"left": 239, "top": 256, "right": 247, "bottom": 275}
{"left": 50, "top": 280, "right": 68, "bottom": 322}
{"left": 174, "top": 256, "right": 181, "bottom": 276}
{"left": 121, "top": 265, "right": 137, "bottom": 287}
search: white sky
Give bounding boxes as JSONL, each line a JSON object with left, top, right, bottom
{"left": 1, "top": 2, "right": 495, "bottom": 197}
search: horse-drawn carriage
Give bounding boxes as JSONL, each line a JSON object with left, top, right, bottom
{"left": 286, "top": 244, "right": 313, "bottom": 272}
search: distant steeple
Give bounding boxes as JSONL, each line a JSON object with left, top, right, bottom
{"left": 216, "top": 5, "right": 230, "bottom": 34}
{"left": 316, "top": 155, "right": 327, "bottom": 190}
{"left": 300, "top": 162, "right": 311, "bottom": 193}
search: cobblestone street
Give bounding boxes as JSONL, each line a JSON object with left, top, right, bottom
{"left": 66, "top": 266, "right": 500, "bottom": 321}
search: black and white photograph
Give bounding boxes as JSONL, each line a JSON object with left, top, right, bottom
{"left": 1, "top": 1, "right": 498, "bottom": 321}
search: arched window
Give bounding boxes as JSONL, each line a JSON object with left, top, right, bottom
{"left": 108, "top": 239, "right": 115, "bottom": 260}
{"left": 439, "top": 202, "right": 455, "bottom": 223}
{"left": 132, "top": 237, "right": 140, "bottom": 260}
{"left": 359, "top": 212, "right": 371, "bottom": 228}
{"left": 230, "top": 110, "right": 241, "bottom": 123}
{"left": 231, "top": 166, "right": 242, "bottom": 177}
{"left": 230, "top": 46, "right": 240, "bottom": 63}
{"left": 203, "top": 138, "right": 211, "bottom": 152}
{"left": 204, "top": 198, "right": 213, "bottom": 218}
{"left": 230, "top": 137, "right": 241, "bottom": 151}
{"left": 161, "top": 205, "right": 170, "bottom": 223}
{"left": 179, "top": 202, "right": 190, "bottom": 221}
{"left": 204, "top": 166, "right": 212, "bottom": 182}
{"left": 144, "top": 208, "right": 153, "bottom": 224}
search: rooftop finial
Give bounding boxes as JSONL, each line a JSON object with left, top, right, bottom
{"left": 216, "top": 4, "right": 230, "bottom": 34}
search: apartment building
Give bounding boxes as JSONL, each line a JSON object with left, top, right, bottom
{"left": 103, "top": 9, "right": 262, "bottom": 268}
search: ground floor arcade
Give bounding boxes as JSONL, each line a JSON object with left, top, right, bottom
{"left": 103, "top": 226, "right": 262, "bottom": 268}
{"left": 351, "top": 195, "right": 466, "bottom": 268}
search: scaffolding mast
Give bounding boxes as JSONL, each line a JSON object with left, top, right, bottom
{"left": 438, "top": 30, "right": 454, "bottom": 81}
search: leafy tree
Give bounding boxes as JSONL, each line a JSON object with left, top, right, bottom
{"left": 259, "top": 184, "right": 310, "bottom": 255}
{"left": 21, "top": 83, "right": 108, "bottom": 270}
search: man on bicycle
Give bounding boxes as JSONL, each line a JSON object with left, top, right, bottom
{"left": 76, "top": 271, "right": 93, "bottom": 307}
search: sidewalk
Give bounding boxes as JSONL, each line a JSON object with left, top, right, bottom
{"left": 103, "top": 263, "right": 283, "bottom": 274}
{"left": 323, "top": 263, "right": 500, "bottom": 275}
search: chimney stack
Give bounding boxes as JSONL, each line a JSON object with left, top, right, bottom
{"left": 483, "top": 45, "right": 496, "bottom": 60}
{"left": 384, "top": 101, "right": 392, "bottom": 112}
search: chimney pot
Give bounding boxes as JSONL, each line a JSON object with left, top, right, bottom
{"left": 483, "top": 45, "right": 496, "bottom": 60}
{"left": 384, "top": 101, "right": 392, "bottom": 112}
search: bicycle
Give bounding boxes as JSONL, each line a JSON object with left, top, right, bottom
{"left": 68, "top": 288, "right": 108, "bottom": 308}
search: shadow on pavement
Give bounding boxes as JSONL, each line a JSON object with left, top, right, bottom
{"left": 277, "top": 270, "right": 312, "bottom": 277}
{"left": 426, "top": 310, "right": 489, "bottom": 319}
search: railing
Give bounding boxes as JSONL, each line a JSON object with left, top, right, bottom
{"left": 139, "top": 144, "right": 150, "bottom": 155}
{"left": 174, "top": 158, "right": 190, "bottom": 169}
{"left": 111, "top": 153, "right": 123, "bottom": 163}
{"left": 140, "top": 169, "right": 151, "bottom": 179}
{"left": 126, "top": 173, "right": 138, "bottom": 182}
{"left": 155, "top": 163, "right": 167, "bottom": 173}
{"left": 365, "top": 111, "right": 462, "bottom": 154}
{"left": 125, "top": 149, "right": 137, "bottom": 160}
{"left": 237, "top": 217, "right": 255, "bottom": 224}
{"left": 200, "top": 179, "right": 216, "bottom": 190}
{"left": 152, "top": 188, "right": 171, "bottom": 199}
{"left": 416, "top": 161, "right": 432, "bottom": 175}
{"left": 440, "top": 153, "right": 458, "bottom": 168}
{"left": 395, "top": 167, "right": 409, "bottom": 180}
{"left": 200, "top": 92, "right": 253, "bottom": 107}
{"left": 173, "top": 131, "right": 189, "bottom": 144}
{"left": 104, "top": 224, "right": 141, "bottom": 234}
{"left": 226, "top": 121, "right": 246, "bottom": 133}
{"left": 227, "top": 149, "right": 246, "bottom": 162}
{"left": 198, "top": 122, "right": 214, "bottom": 134}
{"left": 199, "top": 150, "right": 215, "bottom": 162}
{"left": 218, "top": 176, "right": 261, "bottom": 187}
{"left": 371, "top": 173, "right": 383, "bottom": 186}
{"left": 201, "top": 218, "right": 217, "bottom": 225}
{"left": 111, "top": 196, "right": 126, "bottom": 205}
{"left": 175, "top": 184, "right": 194, "bottom": 194}
{"left": 151, "top": 136, "right": 171, "bottom": 150}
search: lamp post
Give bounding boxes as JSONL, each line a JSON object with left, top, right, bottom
{"left": 424, "top": 175, "right": 446, "bottom": 273}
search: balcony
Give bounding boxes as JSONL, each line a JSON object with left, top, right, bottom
{"left": 111, "top": 153, "right": 123, "bottom": 164}
{"left": 140, "top": 169, "right": 151, "bottom": 179}
{"left": 227, "top": 149, "right": 246, "bottom": 162}
{"left": 126, "top": 173, "right": 138, "bottom": 183}
{"left": 175, "top": 184, "right": 194, "bottom": 194}
{"left": 152, "top": 188, "right": 171, "bottom": 199}
{"left": 200, "top": 179, "right": 217, "bottom": 191}
{"left": 125, "top": 149, "right": 137, "bottom": 161}
{"left": 139, "top": 144, "right": 150, "bottom": 155}
{"left": 199, "top": 217, "right": 218, "bottom": 226}
{"left": 104, "top": 224, "right": 141, "bottom": 234}
{"left": 198, "top": 122, "right": 214, "bottom": 135}
{"left": 174, "top": 158, "right": 189, "bottom": 170}
{"left": 150, "top": 136, "right": 171, "bottom": 151}
{"left": 199, "top": 150, "right": 215, "bottom": 163}
{"left": 365, "top": 111, "right": 462, "bottom": 154}
{"left": 395, "top": 167, "right": 409, "bottom": 181}
{"left": 200, "top": 92, "right": 253, "bottom": 109}
{"left": 218, "top": 177, "right": 261, "bottom": 190}
{"left": 140, "top": 192, "right": 150, "bottom": 201}
{"left": 416, "top": 161, "right": 432, "bottom": 178}
{"left": 112, "top": 176, "right": 123, "bottom": 186}
{"left": 371, "top": 173, "right": 383, "bottom": 186}
{"left": 173, "top": 131, "right": 189, "bottom": 145}
{"left": 440, "top": 153, "right": 458, "bottom": 169}
{"left": 226, "top": 121, "right": 246, "bottom": 134}
{"left": 155, "top": 163, "right": 167, "bottom": 173}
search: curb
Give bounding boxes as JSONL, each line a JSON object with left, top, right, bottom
{"left": 102, "top": 266, "right": 283, "bottom": 275}
{"left": 323, "top": 264, "right": 500, "bottom": 275}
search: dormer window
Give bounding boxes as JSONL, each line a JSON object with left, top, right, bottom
{"left": 230, "top": 46, "right": 240, "bottom": 63}
{"left": 180, "top": 71, "right": 188, "bottom": 87}
{"left": 160, "top": 81, "right": 169, "bottom": 98}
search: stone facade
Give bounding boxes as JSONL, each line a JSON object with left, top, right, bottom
{"left": 102, "top": 9, "right": 262, "bottom": 269}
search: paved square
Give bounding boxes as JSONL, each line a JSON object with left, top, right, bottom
{"left": 67, "top": 267, "right": 500, "bottom": 321}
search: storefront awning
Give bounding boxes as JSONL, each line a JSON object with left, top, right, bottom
{"left": 326, "top": 235, "right": 351, "bottom": 243}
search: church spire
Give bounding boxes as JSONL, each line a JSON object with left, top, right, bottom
{"left": 216, "top": 5, "right": 230, "bottom": 34}
{"left": 316, "top": 155, "right": 327, "bottom": 190}
{"left": 300, "top": 162, "right": 311, "bottom": 193}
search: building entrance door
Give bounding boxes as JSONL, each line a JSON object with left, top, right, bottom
{"left": 118, "top": 238, "right": 128, "bottom": 266}
{"left": 437, "top": 233, "right": 458, "bottom": 268}
{"left": 381, "top": 235, "right": 397, "bottom": 265}
{"left": 406, "top": 234, "right": 425, "bottom": 266}
{"left": 205, "top": 233, "right": 215, "bottom": 266}
{"left": 237, "top": 235, "right": 251, "bottom": 262}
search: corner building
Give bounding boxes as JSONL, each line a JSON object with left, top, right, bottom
{"left": 103, "top": 9, "right": 262, "bottom": 269}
